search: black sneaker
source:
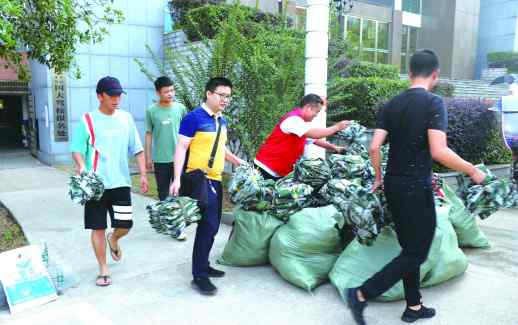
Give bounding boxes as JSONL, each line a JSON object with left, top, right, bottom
{"left": 208, "top": 266, "right": 225, "bottom": 278}
{"left": 346, "top": 288, "right": 367, "bottom": 325}
{"left": 191, "top": 277, "right": 217, "bottom": 296}
{"left": 401, "top": 305, "right": 436, "bottom": 323}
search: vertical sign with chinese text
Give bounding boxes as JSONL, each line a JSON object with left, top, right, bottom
{"left": 52, "top": 72, "right": 68, "bottom": 141}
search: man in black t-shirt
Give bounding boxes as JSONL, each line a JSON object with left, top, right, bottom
{"left": 345, "top": 50, "right": 487, "bottom": 325}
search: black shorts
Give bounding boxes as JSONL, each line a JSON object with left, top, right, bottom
{"left": 84, "top": 187, "right": 133, "bottom": 230}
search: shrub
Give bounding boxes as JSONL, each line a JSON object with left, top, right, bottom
{"left": 487, "top": 51, "right": 518, "bottom": 73}
{"left": 180, "top": 4, "right": 282, "bottom": 42}
{"left": 487, "top": 51, "right": 518, "bottom": 63}
{"left": 168, "top": 0, "right": 223, "bottom": 25}
{"left": 327, "top": 77, "right": 409, "bottom": 127}
{"left": 432, "top": 81, "right": 455, "bottom": 98}
{"left": 138, "top": 4, "right": 305, "bottom": 159}
{"left": 342, "top": 61, "right": 400, "bottom": 80}
{"left": 443, "top": 98, "right": 512, "bottom": 166}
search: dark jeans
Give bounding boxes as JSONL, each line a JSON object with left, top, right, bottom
{"left": 192, "top": 179, "right": 222, "bottom": 278}
{"left": 154, "top": 162, "right": 174, "bottom": 201}
{"left": 360, "top": 176, "right": 436, "bottom": 306}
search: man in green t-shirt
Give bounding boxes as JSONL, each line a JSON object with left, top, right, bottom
{"left": 145, "top": 76, "right": 187, "bottom": 240}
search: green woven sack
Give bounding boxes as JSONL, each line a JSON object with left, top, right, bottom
{"left": 330, "top": 218, "right": 443, "bottom": 301}
{"left": 443, "top": 183, "right": 490, "bottom": 248}
{"left": 421, "top": 205, "right": 468, "bottom": 287}
{"left": 218, "top": 209, "right": 284, "bottom": 266}
{"left": 330, "top": 206, "right": 468, "bottom": 302}
{"left": 269, "top": 205, "right": 345, "bottom": 292}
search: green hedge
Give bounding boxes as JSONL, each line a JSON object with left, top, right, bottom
{"left": 327, "top": 77, "right": 409, "bottom": 127}
{"left": 431, "top": 81, "right": 455, "bottom": 98}
{"left": 487, "top": 51, "right": 518, "bottom": 63}
{"left": 179, "top": 4, "right": 282, "bottom": 42}
{"left": 343, "top": 61, "right": 400, "bottom": 80}
{"left": 487, "top": 51, "right": 518, "bottom": 73}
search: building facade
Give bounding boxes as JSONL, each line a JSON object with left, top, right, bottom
{"left": 0, "top": 0, "right": 165, "bottom": 165}
{"left": 476, "top": 0, "right": 518, "bottom": 78}
{"left": 334, "top": 0, "right": 481, "bottom": 79}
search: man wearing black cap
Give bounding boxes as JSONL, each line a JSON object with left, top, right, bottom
{"left": 70, "top": 76, "right": 148, "bottom": 287}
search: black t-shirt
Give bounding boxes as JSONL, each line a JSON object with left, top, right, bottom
{"left": 376, "top": 87, "right": 448, "bottom": 178}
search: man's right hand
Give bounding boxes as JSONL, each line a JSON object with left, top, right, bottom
{"left": 146, "top": 160, "right": 153, "bottom": 171}
{"left": 169, "top": 179, "right": 181, "bottom": 197}
{"left": 76, "top": 165, "right": 85, "bottom": 175}
{"left": 469, "top": 168, "right": 487, "bottom": 185}
{"left": 334, "top": 120, "right": 350, "bottom": 132}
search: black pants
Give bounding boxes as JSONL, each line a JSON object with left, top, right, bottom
{"left": 154, "top": 162, "right": 174, "bottom": 201}
{"left": 254, "top": 163, "right": 281, "bottom": 181}
{"left": 360, "top": 176, "right": 436, "bottom": 306}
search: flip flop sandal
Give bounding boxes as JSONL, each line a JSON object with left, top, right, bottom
{"left": 106, "top": 232, "right": 122, "bottom": 262}
{"left": 95, "top": 275, "right": 112, "bottom": 287}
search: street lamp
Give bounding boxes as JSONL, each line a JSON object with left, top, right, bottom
{"left": 333, "top": 0, "right": 354, "bottom": 35}
{"left": 333, "top": 0, "right": 354, "bottom": 15}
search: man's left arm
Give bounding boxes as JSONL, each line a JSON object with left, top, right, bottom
{"left": 369, "top": 129, "right": 388, "bottom": 192}
{"left": 225, "top": 147, "right": 244, "bottom": 166}
{"left": 313, "top": 139, "right": 345, "bottom": 153}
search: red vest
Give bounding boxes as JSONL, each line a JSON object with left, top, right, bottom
{"left": 255, "top": 108, "right": 307, "bottom": 177}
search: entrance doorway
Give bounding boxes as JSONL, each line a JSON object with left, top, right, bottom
{"left": 0, "top": 95, "right": 24, "bottom": 149}
{"left": 0, "top": 81, "right": 36, "bottom": 156}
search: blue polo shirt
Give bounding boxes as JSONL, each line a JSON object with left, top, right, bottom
{"left": 179, "top": 106, "right": 227, "bottom": 181}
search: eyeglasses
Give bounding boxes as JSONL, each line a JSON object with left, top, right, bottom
{"left": 213, "top": 92, "right": 232, "bottom": 102}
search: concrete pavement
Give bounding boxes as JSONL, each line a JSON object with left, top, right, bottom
{"left": 0, "top": 153, "right": 517, "bottom": 325}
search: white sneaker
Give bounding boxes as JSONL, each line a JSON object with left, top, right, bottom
{"left": 175, "top": 231, "right": 187, "bottom": 241}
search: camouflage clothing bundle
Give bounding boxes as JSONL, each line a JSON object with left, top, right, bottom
{"left": 294, "top": 157, "right": 332, "bottom": 189}
{"left": 321, "top": 178, "right": 390, "bottom": 245}
{"left": 327, "top": 154, "right": 375, "bottom": 183}
{"left": 319, "top": 179, "right": 352, "bottom": 206}
{"left": 272, "top": 174, "right": 314, "bottom": 221}
{"left": 334, "top": 121, "right": 369, "bottom": 146}
{"left": 68, "top": 172, "right": 104, "bottom": 205}
{"left": 228, "top": 164, "right": 275, "bottom": 211}
{"left": 147, "top": 196, "right": 201, "bottom": 237}
{"left": 345, "top": 142, "right": 369, "bottom": 158}
{"left": 456, "top": 165, "right": 518, "bottom": 219}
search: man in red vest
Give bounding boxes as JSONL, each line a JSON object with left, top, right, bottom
{"left": 254, "top": 94, "right": 350, "bottom": 180}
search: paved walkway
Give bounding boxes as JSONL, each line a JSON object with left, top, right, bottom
{"left": 0, "top": 157, "right": 517, "bottom": 325}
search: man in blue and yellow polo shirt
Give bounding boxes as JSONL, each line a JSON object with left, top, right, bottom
{"left": 170, "top": 77, "right": 242, "bottom": 295}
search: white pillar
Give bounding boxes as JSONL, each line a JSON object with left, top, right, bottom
{"left": 394, "top": 0, "right": 402, "bottom": 11}
{"left": 305, "top": 0, "right": 329, "bottom": 158}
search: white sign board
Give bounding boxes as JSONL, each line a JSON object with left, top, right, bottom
{"left": 0, "top": 245, "right": 57, "bottom": 314}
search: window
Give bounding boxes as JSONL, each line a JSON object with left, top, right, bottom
{"left": 362, "top": 19, "right": 376, "bottom": 49}
{"left": 402, "top": 0, "right": 421, "bottom": 15}
{"left": 345, "top": 16, "right": 391, "bottom": 64}
{"left": 346, "top": 16, "right": 361, "bottom": 54}
{"left": 400, "top": 25, "right": 420, "bottom": 72}
{"left": 378, "top": 22, "right": 389, "bottom": 51}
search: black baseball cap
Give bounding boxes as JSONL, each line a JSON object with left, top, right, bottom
{"left": 96, "top": 76, "right": 126, "bottom": 96}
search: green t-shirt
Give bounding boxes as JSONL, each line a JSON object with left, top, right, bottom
{"left": 145, "top": 102, "right": 187, "bottom": 163}
{"left": 70, "top": 109, "right": 143, "bottom": 189}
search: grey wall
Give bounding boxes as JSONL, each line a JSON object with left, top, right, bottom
{"left": 31, "top": 0, "right": 166, "bottom": 165}
{"left": 419, "top": 0, "right": 479, "bottom": 79}
{"left": 451, "top": 0, "right": 480, "bottom": 79}
{"left": 29, "top": 61, "right": 53, "bottom": 164}
{"left": 355, "top": 0, "right": 394, "bottom": 8}
{"left": 419, "top": 0, "right": 456, "bottom": 78}
{"left": 476, "top": 0, "right": 518, "bottom": 78}
{"left": 349, "top": 1, "right": 393, "bottom": 22}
